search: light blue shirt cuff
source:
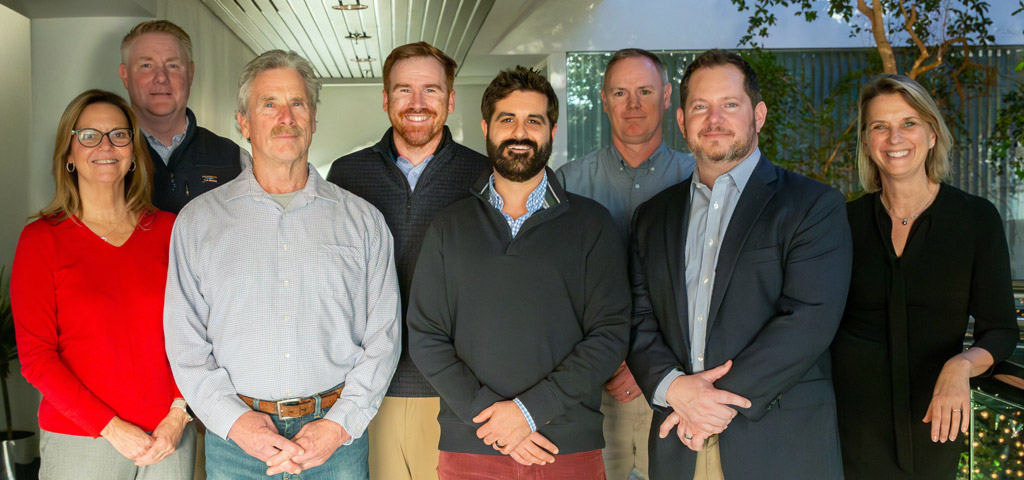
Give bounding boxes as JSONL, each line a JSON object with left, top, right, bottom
{"left": 513, "top": 397, "right": 537, "bottom": 432}
{"left": 653, "top": 369, "right": 686, "bottom": 408}
{"left": 324, "top": 397, "right": 373, "bottom": 445}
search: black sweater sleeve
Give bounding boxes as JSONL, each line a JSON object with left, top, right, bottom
{"left": 966, "top": 197, "right": 1019, "bottom": 366}
{"left": 407, "top": 222, "right": 505, "bottom": 424}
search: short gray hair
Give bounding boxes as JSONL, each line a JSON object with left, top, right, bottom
{"left": 237, "top": 50, "right": 321, "bottom": 117}
{"left": 604, "top": 48, "right": 669, "bottom": 91}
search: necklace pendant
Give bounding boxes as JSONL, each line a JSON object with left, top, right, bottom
{"left": 901, "top": 218, "right": 908, "bottom": 226}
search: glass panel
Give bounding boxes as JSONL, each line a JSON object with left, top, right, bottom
{"left": 964, "top": 389, "right": 1024, "bottom": 479}
{"left": 566, "top": 47, "right": 1024, "bottom": 278}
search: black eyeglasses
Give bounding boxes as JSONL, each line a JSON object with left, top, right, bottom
{"left": 71, "top": 128, "right": 134, "bottom": 148}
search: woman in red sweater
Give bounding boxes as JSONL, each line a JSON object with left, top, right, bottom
{"left": 11, "top": 90, "right": 194, "bottom": 479}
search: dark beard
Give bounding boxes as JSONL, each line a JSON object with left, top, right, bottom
{"left": 687, "top": 122, "right": 757, "bottom": 164}
{"left": 486, "top": 137, "right": 551, "bottom": 182}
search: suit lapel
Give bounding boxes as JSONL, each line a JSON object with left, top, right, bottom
{"left": 664, "top": 180, "right": 693, "bottom": 362}
{"left": 706, "top": 155, "right": 778, "bottom": 333}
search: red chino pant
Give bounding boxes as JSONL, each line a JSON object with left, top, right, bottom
{"left": 437, "top": 449, "right": 605, "bottom": 479}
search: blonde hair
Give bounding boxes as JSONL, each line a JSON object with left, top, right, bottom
{"left": 38, "top": 90, "right": 155, "bottom": 222}
{"left": 121, "top": 20, "right": 193, "bottom": 65}
{"left": 856, "top": 74, "right": 951, "bottom": 192}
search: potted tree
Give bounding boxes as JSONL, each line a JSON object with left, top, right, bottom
{"left": 0, "top": 266, "right": 36, "bottom": 480}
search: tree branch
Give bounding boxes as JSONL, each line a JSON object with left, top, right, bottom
{"left": 899, "top": 0, "right": 933, "bottom": 78}
{"left": 861, "top": 0, "right": 899, "bottom": 74}
{"left": 822, "top": 116, "right": 857, "bottom": 177}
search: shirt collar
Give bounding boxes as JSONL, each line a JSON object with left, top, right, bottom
{"left": 141, "top": 114, "right": 190, "bottom": 149}
{"left": 487, "top": 171, "right": 550, "bottom": 214}
{"left": 610, "top": 141, "right": 672, "bottom": 171}
{"left": 690, "top": 147, "right": 761, "bottom": 193}
{"left": 225, "top": 162, "right": 338, "bottom": 207}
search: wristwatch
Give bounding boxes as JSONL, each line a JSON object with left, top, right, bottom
{"left": 171, "top": 398, "right": 193, "bottom": 423}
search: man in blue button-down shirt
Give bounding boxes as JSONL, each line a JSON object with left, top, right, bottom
{"left": 555, "top": 48, "right": 695, "bottom": 480}
{"left": 164, "top": 50, "right": 400, "bottom": 480}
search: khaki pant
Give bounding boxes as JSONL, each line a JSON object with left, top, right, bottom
{"left": 693, "top": 434, "right": 724, "bottom": 480}
{"left": 600, "top": 389, "right": 652, "bottom": 479}
{"left": 369, "top": 396, "right": 441, "bottom": 480}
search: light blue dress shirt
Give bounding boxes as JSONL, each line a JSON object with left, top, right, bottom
{"left": 487, "top": 172, "right": 550, "bottom": 238}
{"left": 653, "top": 148, "right": 761, "bottom": 407}
{"left": 555, "top": 142, "right": 695, "bottom": 238}
{"left": 395, "top": 154, "right": 434, "bottom": 192}
{"left": 164, "top": 163, "right": 401, "bottom": 440}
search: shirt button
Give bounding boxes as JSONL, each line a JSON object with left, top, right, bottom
{"left": 708, "top": 238, "right": 715, "bottom": 246}
{"left": 634, "top": 184, "right": 640, "bottom": 189}
{"left": 650, "top": 167, "right": 655, "bottom": 171}
{"left": 698, "top": 354, "right": 704, "bottom": 362}
{"left": 284, "top": 353, "right": 290, "bottom": 359}
{"left": 283, "top": 280, "right": 289, "bottom": 287}
{"left": 697, "top": 315, "right": 703, "bottom": 322}
{"left": 713, "top": 203, "right": 720, "bottom": 209}
{"left": 286, "top": 390, "right": 293, "bottom": 396}
{"left": 702, "top": 276, "right": 709, "bottom": 284}
{"left": 283, "top": 315, "right": 289, "bottom": 322}
{"left": 283, "top": 244, "right": 289, "bottom": 251}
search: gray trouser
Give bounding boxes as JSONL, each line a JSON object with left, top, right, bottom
{"left": 39, "top": 422, "right": 196, "bottom": 480}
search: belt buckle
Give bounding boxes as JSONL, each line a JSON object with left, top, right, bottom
{"left": 276, "top": 398, "right": 301, "bottom": 418}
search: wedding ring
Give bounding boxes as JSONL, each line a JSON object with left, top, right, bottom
{"left": 684, "top": 434, "right": 694, "bottom": 440}
{"left": 952, "top": 408, "right": 962, "bottom": 413}
{"left": 625, "top": 390, "right": 631, "bottom": 395}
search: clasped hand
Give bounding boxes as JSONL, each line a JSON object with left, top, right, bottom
{"left": 228, "top": 411, "right": 350, "bottom": 476}
{"left": 101, "top": 409, "right": 190, "bottom": 466}
{"left": 660, "top": 360, "right": 751, "bottom": 451}
{"left": 473, "top": 401, "right": 532, "bottom": 455}
{"left": 474, "top": 401, "right": 560, "bottom": 466}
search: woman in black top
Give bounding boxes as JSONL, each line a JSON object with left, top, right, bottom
{"left": 832, "top": 74, "right": 1018, "bottom": 479}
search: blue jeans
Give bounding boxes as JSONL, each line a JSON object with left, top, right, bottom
{"left": 205, "top": 407, "right": 369, "bottom": 480}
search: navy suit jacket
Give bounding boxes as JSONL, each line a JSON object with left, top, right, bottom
{"left": 627, "top": 154, "right": 852, "bottom": 479}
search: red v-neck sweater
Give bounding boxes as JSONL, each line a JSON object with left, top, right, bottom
{"left": 11, "top": 211, "right": 181, "bottom": 437}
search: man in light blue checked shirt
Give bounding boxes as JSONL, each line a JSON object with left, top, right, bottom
{"left": 164, "top": 49, "right": 400, "bottom": 480}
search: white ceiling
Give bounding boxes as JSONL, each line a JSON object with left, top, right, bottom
{"left": 200, "top": 0, "right": 495, "bottom": 82}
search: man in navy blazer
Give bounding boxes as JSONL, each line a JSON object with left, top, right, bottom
{"left": 627, "top": 49, "right": 852, "bottom": 479}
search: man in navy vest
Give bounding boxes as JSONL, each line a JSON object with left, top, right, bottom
{"left": 326, "top": 42, "right": 490, "bottom": 480}
{"left": 119, "top": 20, "right": 249, "bottom": 213}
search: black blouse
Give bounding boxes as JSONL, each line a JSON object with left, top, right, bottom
{"left": 833, "top": 182, "right": 1018, "bottom": 479}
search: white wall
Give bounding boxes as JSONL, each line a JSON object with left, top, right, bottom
{"left": 0, "top": 3, "right": 41, "bottom": 435}
{"left": 0, "top": 4, "right": 32, "bottom": 271}
{"left": 28, "top": 17, "right": 153, "bottom": 213}
{"left": 157, "top": 0, "right": 255, "bottom": 143}
{"left": 310, "top": 81, "right": 488, "bottom": 175}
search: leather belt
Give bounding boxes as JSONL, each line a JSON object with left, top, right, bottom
{"left": 238, "top": 385, "right": 344, "bottom": 418}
